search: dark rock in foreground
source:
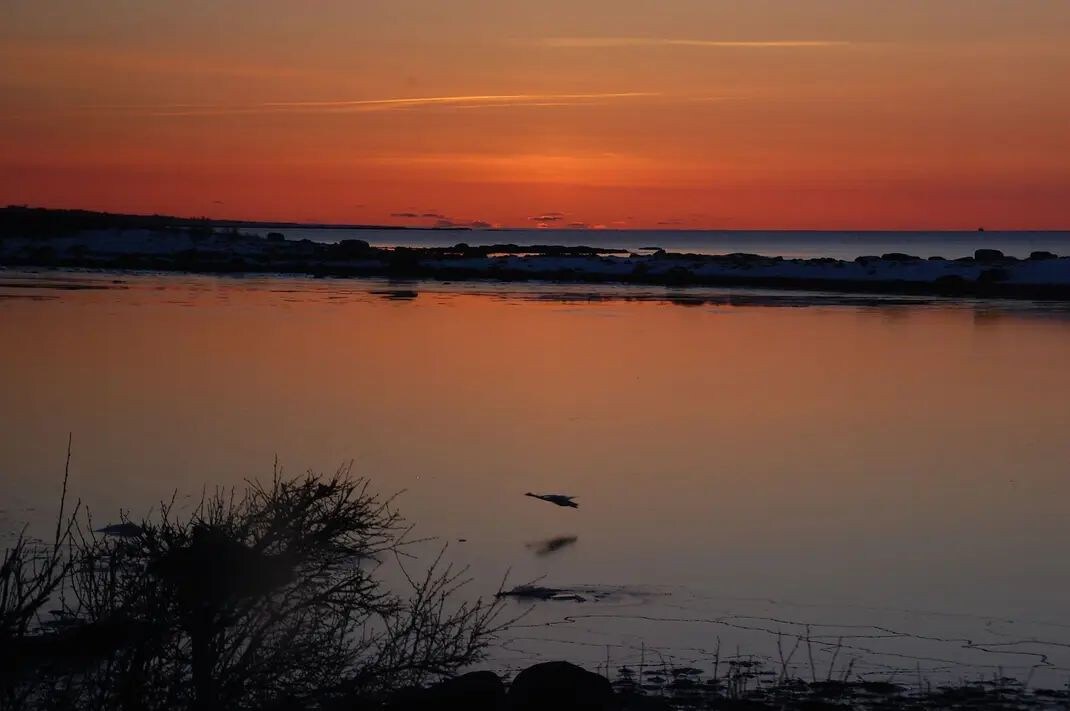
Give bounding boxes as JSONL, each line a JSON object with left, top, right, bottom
{"left": 385, "top": 671, "right": 506, "bottom": 710}
{"left": 508, "top": 662, "right": 614, "bottom": 711}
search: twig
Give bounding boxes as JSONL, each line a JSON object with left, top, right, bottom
{"left": 54, "top": 432, "right": 72, "bottom": 547}
{"left": 806, "top": 625, "right": 816, "bottom": 683}
{"left": 827, "top": 636, "right": 842, "bottom": 681}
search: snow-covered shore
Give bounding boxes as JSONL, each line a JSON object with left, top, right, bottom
{"left": 3, "top": 227, "right": 1070, "bottom": 299}
{"left": 421, "top": 249, "right": 1070, "bottom": 286}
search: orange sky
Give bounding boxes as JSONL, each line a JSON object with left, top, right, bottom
{"left": 2, "top": 1, "right": 1068, "bottom": 229}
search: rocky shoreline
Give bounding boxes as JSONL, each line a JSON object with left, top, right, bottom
{"left": 3, "top": 210, "right": 1070, "bottom": 300}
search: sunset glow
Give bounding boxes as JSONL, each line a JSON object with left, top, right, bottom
{"left": 3, "top": 1, "right": 1068, "bottom": 228}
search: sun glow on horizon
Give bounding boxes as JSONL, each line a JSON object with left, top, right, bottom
{"left": 2, "top": 1, "right": 1069, "bottom": 229}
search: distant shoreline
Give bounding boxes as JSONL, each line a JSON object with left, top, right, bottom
{"left": 4, "top": 206, "right": 1070, "bottom": 301}
{"left": 4, "top": 205, "right": 1068, "bottom": 234}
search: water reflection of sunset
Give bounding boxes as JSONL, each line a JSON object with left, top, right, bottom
{"left": 3, "top": 276, "right": 1070, "bottom": 629}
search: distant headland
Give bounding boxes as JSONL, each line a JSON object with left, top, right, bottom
{"left": 0, "top": 205, "right": 423, "bottom": 234}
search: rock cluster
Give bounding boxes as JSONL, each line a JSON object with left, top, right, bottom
{"left": 382, "top": 661, "right": 640, "bottom": 711}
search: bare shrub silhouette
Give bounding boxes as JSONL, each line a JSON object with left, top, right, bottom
{"left": 1, "top": 436, "right": 81, "bottom": 710}
{"left": 3, "top": 464, "right": 505, "bottom": 711}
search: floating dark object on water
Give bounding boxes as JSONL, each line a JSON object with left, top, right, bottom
{"left": 525, "top": 492, "right": 578, "bottom": 508}
{"left": 370, "top": 289, "right": 419, "bottom": 299}
{"left": 527, "top": 535, "right": 578, "bottom": 556}
{"left": 95, "top": 522, "right": 143, "bottom": 537}
{"left": 497, "top": 584, "right": 586, "bottom": 602}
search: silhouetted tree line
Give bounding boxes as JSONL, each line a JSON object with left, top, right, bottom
{"left": 1, "top": 464, "right": 504, "bottom": 711}
{"left": 0, "top": 206, "right": 408, "bottom": 239}
{"left": 0, "top": 206, "right": 221, "bottom": 238}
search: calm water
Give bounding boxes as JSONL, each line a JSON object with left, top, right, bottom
{"left": 261, "top": 227, "right": 1070, "bottom": 260}
{"left": 3, "top": 271, "right": 1070, "bottom": 684}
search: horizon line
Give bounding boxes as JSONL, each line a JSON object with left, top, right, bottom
{"left": 5, "top": 205, "right": 1063, "bottom": 234}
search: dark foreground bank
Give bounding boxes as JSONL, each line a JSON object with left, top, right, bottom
{"left": 6, "top": 465, "right": 1066, "bottom": 711}
{"left": 3, "top": 206, "right": 1070, "bottom": 300}
{"left": 375, "top": 660, "right": 1069, "bottom": 710}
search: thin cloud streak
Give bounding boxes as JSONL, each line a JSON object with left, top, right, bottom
{"left": 536, "top": 37, "right": 856, "bottom": 49}
{"left": 260, "top": 92, "right": 659, "bottom": 108}
{"left": 448, "top": 101, "right": 610, "bottom": 110}
{"left": 69, "top": 92, "right": 659, "bottom": 117}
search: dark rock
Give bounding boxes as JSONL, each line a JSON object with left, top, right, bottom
{"left": 29, "top": 245, "right": 56, "bottom": 261}
{"left": 617, "top": 694, "right": 673, "bottom": 710}
{"left": 880, "top": 252, "right": 921, "bottom": 261}
{"left": 707, "top": 700, "right": 777, "bottom": 710}
{"left": 854, "top": 255, "right": 880, "bottom": 263}
{"left": 927, "top": 255, "right": 946, "bottom": 261}
{"left": 1029, "top": 250, "right": 1058, "bottom": 260}
{"left": 809, "top": 680, "right": 852, "bottom": 697}
{"left": 860, "top": 681, "right": 902, "bottom": 695}
{"left": 328, "top": 239, "right": 373, "bottom": 258}
{"left": 663, "top": 266, "right": 695, "bottom": 283}
{"left": 266, "top": 232, "right": 286, "bottom": 242}
{"left": 411, "top": 671, "right": 506, "bottom": 711}
{"left": 507, "top": 661, "right": 614, "bottom": 711}
{"left": 974, "top": 248, "right": 1005, "bottom": 262}
{"left": 383, "top": 686, "right": 429, "bottom": 710}
{"left": 934, "top": 274, "right": 969, "bottom": 289}
{"left": 724, "top": 252, "right": 765, "bottom": 262}
{"left": 977, "top": 267, "right": 1010, "bottom": 284}
{"left": 792, "top": 701, "right": 845, "bottom": 711}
